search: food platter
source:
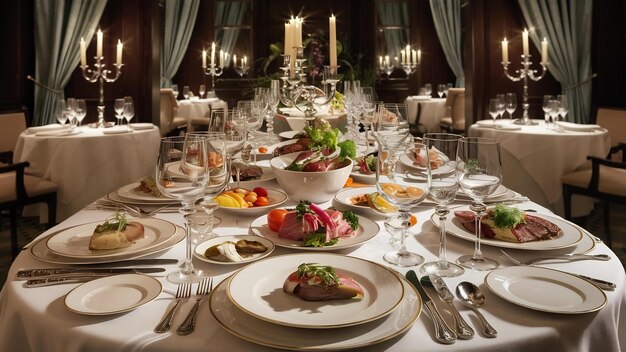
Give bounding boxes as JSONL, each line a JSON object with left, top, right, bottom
{"left": 227, "top": 253, "right": 405, "bottom": 329}
{"left": 194, "top": 235, "right": 275, "bottom": 265}
{"left": 249, "top": 213, "right": 379, "bottom": 251}
{"left": 216, "top": 189, "right": 287, "bottom": 216}
{"left": 229, "top": 165, "right": 275, "bottom": 185}
{"left": 113, "top": 183, "right": 177, "bottom": 204}
{"left": 333, "top": 186, "right": 385, "bottom": 217}
{"left": 398, "top": 153, "right": 455, "bottom": 176}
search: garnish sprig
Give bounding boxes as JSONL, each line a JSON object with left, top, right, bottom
{"left": 492, "top": 204, "right": 526, "bottom": 229}
{"left": 95, "top": 211, "right": 128, "bottom": 233}
{"left": 297, "top": 263, "right": 338, "bottom": 286}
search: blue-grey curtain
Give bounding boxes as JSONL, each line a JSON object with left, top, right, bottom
{"left": 518, "top": 0, "right": 593, "bottom": 123}
{"left": 214, "top": 1, "right": 248, "bottom": 68}
{"left": 33, "top": 0, "right": 106, "bottom": 126}
{"left": 429, "top": 0, "right": 464, "bottom": 87}
{"left": 161, "top": 0, "right": 200, "bottom": 87}
{"left": 376, "top": 2, "right": 409, "bottom": 62}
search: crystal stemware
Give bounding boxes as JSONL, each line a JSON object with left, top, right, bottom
{"left": 183, "top": 86, "right": 190, "bottom": 100}
{"left": 114, "top": 98, "right": 125, "bottom": 125}
{"left": 156, "top": 135, "right": 209, "bottom": 283}
{"left": 542, "top": 95, "right": 554, "bottom": 127}
{"left": 496, "top": 94, "right": 506, "bottom": 120}
{"left": 505, "top": 93, "right": 517, "bottom": 119}
{"left": 456, "top": 137, "right": 502, "bottom": 270}
{"left": 557, "top": 94, "right": 568, "bottom": 122}
{"left": 74, "top": 99, "right": 87, "bottom": 127}
{"left": 488, "top": 99, "right": 499, "bottom": 126}
{"left": 56, "top": 99, "right": 68, "bottom": 125}
{"left": 199, "top": 84, "right": 206, "bottom": 99}
{"left": 424, "top": 83, "right": 432, "bottom": 97}
{"left": 172, "top": 84, "right": 179, "bottom": 99}
{"left": 437, "top": 84, "right": 445, "bottom": 98}
{"left": 419, "top": 133, "right": 465, "bottom": 277}
{"left": 123, "top": 97, "right": 135, "bottom": 130}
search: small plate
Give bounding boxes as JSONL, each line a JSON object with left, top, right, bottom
{"left": 114, "top": 183, "right": 177, "bottom": 204}
{"left": 217, "top": 189, "right": 288, "bottom": 217}
{"left": 333, "top": 187, "right": 381, "bottom": 217}
{"left": 230, "top": 165, "right": 275, "bottom": 185}
{"left": 399, "top": 153, "right": 455, "bottom": 176}
{"left": 129, "top": 123, "right": 155, "bottom": 130}
{"left": 227, "top": 253, "right": 404, "bottom": 329}
{"left": 64, "top": 274, "right": 162, "bottom": 315}
{"left": 252, "top": 140, "right": 298, "bottom": 158}
{"left": 485, "top": 266, "right": 606, "bottom": 314}
{"left": 249, "top": 213, "right": 379, "bottom": 251}
{"left": 194, "top": 235, "right": 275, "bottom": 265}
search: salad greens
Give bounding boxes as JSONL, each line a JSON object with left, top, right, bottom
{"left": 94, "top": 212, "right": 128, "bottom": 233}
{"left": 296, "top": 263, "right": 338, "bottom": 286}
{"left": 304, "top": 233, "right": 339, "bottom": 247}
{"left": 342, "top": 211, "right": 359, "bottom": 231}
{"left": 492, "top": 204, "right": 526, "bottom": 229}
{"left": 303, "top": 124, "right": 357, "bottom": 161}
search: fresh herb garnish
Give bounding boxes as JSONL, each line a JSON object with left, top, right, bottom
{"left": 342, "top": 211, "right": 359, "bottom": 231}
{"left": 305, "top": 123, "right": 339, "bottom": 150}
{"left": 296, "top": 263, "right": 338, "bottom": 285}
{"left": 303, "top": 232, "right": 339, "bottom": 247}
{"left": 337, "top": 140, "right": 357, "bottom": 161}
{"left": 492, "top": 204, "right": 526, "bottom": 229}
{"left": 365, "top": 155, "right": 377, "bottom": 171}
{"left": 295, "top": 201, "right": 312, "bottom": 219}
{"left": 95, "top": 212, "right": 128, "bottom": 233}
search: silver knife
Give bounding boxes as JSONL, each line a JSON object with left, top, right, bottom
{"left": 406, "top": 270, "right": 456, "bottom": 344}
{"left": 429, "top": 274, "right": 475, "bottom": 339}
{"left": 25, "top": 274, "right": 123, "bottom": 288}
{"left": 577, "top": 274, "right": 616, "bottom": 291}
{"left": 16, "top": 267, "right": 166, "bottom": 280}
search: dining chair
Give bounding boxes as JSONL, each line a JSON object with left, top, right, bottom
{"left": 0, "top": 110, "right": 58, "bottom": 259}
{"left": 440, "top": 88, "right": 465, "bottom": 134}
{"left": 594, "top": 107, "right": 626, "bottom": 161}
{"left": 159, "top": 88, "right": 187, "bottom": 136}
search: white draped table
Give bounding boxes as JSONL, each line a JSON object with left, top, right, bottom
{"left": 404, "top": 96, "right": 447, "bottom": 133}
{"left": 177, "top": 98, "right": 228, "bottom": 131}
{"left": 1, "top": 176, "right": 624, "bottom": 351}
{"left": 13, "top": 125, "right": 161, "bottom": 221}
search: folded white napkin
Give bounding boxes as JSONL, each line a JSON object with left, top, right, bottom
{"left": 35, "top": 126, "right": 78, "bottom": 136}
{"left": 26, "top": 124, "right": 71, "bottom": 135}
{"left": 102, "top": 126, "right": 131, "bottom": 134}
{"left": 555, "top": 121, "right": 602, "bottom": 132}
{"left": 129, "top": 123, "right": 155, "bottom": 130}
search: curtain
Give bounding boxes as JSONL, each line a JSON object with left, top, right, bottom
{"left": 33, "top": 0, "right": 107, "bottom": 126}
{"left": 518, "top": 0, "right": 593, "bottom": 123}
{"left": 214, "top": 1, "right": 248, "bottom": 68}
{"left": 376, "top": 2, "right": 410, "bottom": 61}
{"left": 429, "top": 0, "right": 464, "bottom": 87}
{"left": 161, "top": 0, "right": 200, "bottom": 88}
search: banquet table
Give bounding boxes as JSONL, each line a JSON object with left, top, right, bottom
{"left": 13, "top": 124, "right": 161, "bottom": 221}
{"left": 1, "top": 173, "right": 625, "bottom": 352}
{"left": 404, "top": 96, "right": 447, "bottom": 133}
{"left": 468, "top": 120, "right": 611, "bottom": 217}
{"left": 177, "top": 98, "right": 228, "bottom": 131}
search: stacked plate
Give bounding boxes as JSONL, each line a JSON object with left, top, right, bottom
{"left": 209, "top": 253, "right": 423, "bottom": 350}
{"left": 107, "top": 182, "right": 179, "bottom": 206}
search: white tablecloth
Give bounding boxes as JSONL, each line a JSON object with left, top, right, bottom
{"left": 1, "top": 176, "right": 624, "bottom": 351}
{"left": 13, "top": 125, "right": 161, "bottom": 221}
{"left": 469, "top": 121, "right": 611, "bottom": 217}
{"left": 405, "top": 97, "right": 447, "bottom": 133}
{"left": 177, "top": 98, "right": 228, "bottom": 131}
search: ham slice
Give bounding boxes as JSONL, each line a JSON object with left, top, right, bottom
{"left": 283, "top": 271, "right": 364, "bottom": 301}
{"left": 276, "top": 209, "right": 357, "bottom": 244}
{"left": 454, "top": 210, "right": 561, "bottom": 243}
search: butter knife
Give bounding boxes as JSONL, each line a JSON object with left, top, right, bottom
{"left": 577, "top": 274, "right": 616, "bottom": 291}
{"left": 429, "top": 274, "right": 475, "bottom": 339}
{"left": 406, "top": 270, "right": 456, "bottom": 344}
{"left": 16, "top": 267, "right": 165, "bottom": 279}
{"left": 25, "top": 274, "right": 118, "bottom": 288}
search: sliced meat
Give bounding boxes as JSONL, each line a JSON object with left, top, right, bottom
{"left": 525, "top": 214, "right": 561, "bottom": 235}
{"left": 460, "top": 220, "right": 496, "bottom": 239}
{"left": 510, "top": 224, "right": 541, "bottom": 242}
{"left": 283, "top": 272, "right": 364, "bottom": 301}
{"left": 277, "top": 212, "right": 306, "bottom": 240}
{"left": 454, "top": 211, "right": 476, "bottom": 222}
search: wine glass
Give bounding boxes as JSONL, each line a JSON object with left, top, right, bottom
{"left": 123, "top": 97, "right": 135, "bottom": 130}
{"left": 66, "top": 98, "right": 77, "bottom": 125}
{"left": 420, "top": 133, "right": 465, "bottom": 277}
{"left": 172, "top": 84, "right": 179, "bottom": 99}
{"left": 549, "top": 99, "right": 560, "bottom": 127}
{"left": 437, "top": 84, "right": 445, "bottom": 98}
{"left": 56, "top": 99, "right": 67, "bottom": 125}
{"left": 488, "top": 99, "right": 499, "bottom": 126}
{"left": 496, "top": 94, "right": 506, "bottom": 120}
{"left": 199, "top": 84, "right": 206, "bottom": 99}
{"left": 237, "top": 100, "right": 264, "bottom": 163}
{"left": 445, "top": 83, "right": 453, "bottom": 97}
{"left": 209, "top": 108, "right": 227, "bottom": 132}
{"left": 156, "top": 135, "right": 209, "bottom": 283}
{"left": 456, "top": 137, "right": 502, "bottom": 270}
{"left": 557, "top": 94, "right": 568, "bottom": 121}
{"left": 183, "top": 86, "right": 190, "bottom": 100}
{"left": 114, "top": 98, "right": 125, "bottom": 125}
{"left": 74, "top": 99, "right": 87, "bottom": 127}
{"left": 424, "top": 83, "right": 432, "bottom": 97}
{"left": 542, "top": 95, "right": 554, "bottom": 127}
{"left": 359, "top": 94, "right": 377, "bottom": 153}
{"left": 505, "top": 93, "right": 517, "bottom": 119}
{"left": 375, "top": 137, "right": 430, "bottom": 267}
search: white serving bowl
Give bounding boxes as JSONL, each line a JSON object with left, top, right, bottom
{"left": 270, "top": 152, "right": 353, "bottom": 203}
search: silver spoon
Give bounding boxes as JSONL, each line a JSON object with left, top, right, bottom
{"left": 455, "top": 282, "right": 497, "bottom": 338}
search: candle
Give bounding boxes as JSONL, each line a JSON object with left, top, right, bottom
{"left": 417, "top": 50, "right": 421, "bottom": 64}
{"left": 411, "top": 49, "right": 417, "bottom": 65}
{"left": 379, "top": 56, "right": 383, "bottom": 67}
{"left": 233, "top": 54, "right": 237, "bottom": 67}
{"left": 401, "top": 50, "right": 406, "bottom": 65}
{"left": 80, "top": 38, "right": 87, "bottom": 67}
{"left": 96, "top": 29, "right": 103, "bottom": 58}
{"left": 405, "top": 45, "right": 410, "bottom": 62}
{"left": 202, "top": 50, "right": 207, "bottom": 68}
{"left": 284, "top": 22, "right": 292, "bottom": 56}
{"left": 384, "top": 55, "right": 390, "bottom": 66}
{"left": 541, "top": 37, "right": 548, "bottom": 65}
{"left": 502, "top": 38, "right": 509, "bottom": 63}
{"left": 243, "top": 55, "right": 247, "bottom": 66}
{"left": 295, "top": 17, "right": 303, "bottom": 48}
{"left": 329, "top": 15, "right": 337, "bottom": 67}
{"left": 219, "top": 49, "right": 224, "bottom": 68}
{"left": 522, "top": 28, "right": 529, "bottom": 56}
{"left": 225, "top": 52, "right": 230, "bottom": 67}
{"left": 210, "top": 42, "right": 216, "bottom": 67}
{"left": 116, "top": 40, "right": 123, "bottom": 65}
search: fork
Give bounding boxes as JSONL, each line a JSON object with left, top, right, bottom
{"left": 499, "top": 250, "right": 610, "bottom": 266}
{"left": 177, "top": 277, "right": 213, "bottom": 335}
{"left": 95, "top": 201, "right": 177, "bottom": 217}
{"left": 154, "top": 283, "right": 192, "bottom": 333}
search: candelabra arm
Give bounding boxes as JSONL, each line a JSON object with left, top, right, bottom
{"left": 527, "top": 63, "right": 548, "bottom": 81}
{"left": 501, "top": 62, "right": 524, "bottom": 81}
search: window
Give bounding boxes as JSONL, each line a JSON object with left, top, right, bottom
{"left": 214, "top": 0, "right": 253, "bottom": 69}
{"left": 375, "top": 0, "right": 410, "bottom": 65}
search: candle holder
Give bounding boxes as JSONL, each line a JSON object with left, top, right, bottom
{"left": 378, "top": 60, "right": 395, "bottom": 78}
{"left": 234, "top": 61, "right": 250, "bottom": 77}
{"left": 502, "top": 54, "right": 548, "bottom": 125}
{"left": 202, "top": 63, "right": 223, "bottom": 98}
{"left": 401, "top": 62, "right": 418, "bottom": 76}
{"left": 80, "top": 57, "right": 123, "bottom": 128}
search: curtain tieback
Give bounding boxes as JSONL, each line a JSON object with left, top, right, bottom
{"left": 27, "top": 75, "right": 64, "bottom": 94}
{"left": 562, "top": 73, "right": 598, "bottom": 91}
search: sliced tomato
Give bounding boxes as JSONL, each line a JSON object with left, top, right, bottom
{"left": 253, "top": 187, "right": 268, "bottom": 198}
{"left": 267, "top": 208, "right": 288, "bottom": 231}
{"left": 254, "top": 196, "right": 269, "bottom": 207}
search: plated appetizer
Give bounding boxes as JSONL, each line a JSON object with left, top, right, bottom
{"left": 204, "top": 239, "right": 268, "bottom": 262}
{"left": 134, "top": 176, "right": 171, "bottom": 197}
{"left": 272, "top": 123, "right": 356, "bottom": 161}
{"left": 231, "top": 164, "right": 264, "bottom": 181}
{"left": 88, "top": 212, "right": 145, "bottom": 250}
{"left": 283, "top": 263, "right": 364, "bottom": 301}
{"left": 215, "top": 187, "right": 270, "bottom": 208}
{"left": 354, "top": 155, "right": 377, "bottom": 175}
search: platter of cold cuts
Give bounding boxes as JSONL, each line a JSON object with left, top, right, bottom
{"left": 226, "top": 253, "right": 405, "bottom": 329}
{"left": 433, "top": 204, "right": 583, "bottom": 250}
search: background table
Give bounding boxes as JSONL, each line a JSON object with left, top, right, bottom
{"left": 13, "top": 125, "right": 161, "bottom": 221}
{"left": 405, "top": 96, "right": 447, "bottom": 133}
{"left": 1, "top": 174, "right": 624, "bottom": 351}
{"left": 469, "top": 120, "right": 610, "bottom": 217}
{"left": 177, "top": 98, "right": 228, "bottom": 131}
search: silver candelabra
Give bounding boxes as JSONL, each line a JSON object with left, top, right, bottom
{"left": 502, "top": 54, "right": 548, "bottom": 125}
{"left": 202, "top": 63, "right": 223, "bottom": 98}
{"left": 401, "top": 62, "right": 418, "bottom": 76}
{"left": 80, "top": 57, "right": 123, "bottom": 127}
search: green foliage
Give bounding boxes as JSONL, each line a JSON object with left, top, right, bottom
{"left": 303, "top": 233, "right": 339, "bottom": 247}
{"left": 296, "top": 263, "right": 338, "bottom": 284}
{"left": 337, "top": 140, "right": 357, "bottom": 160}
{"left": 342, "top": 210, "right": 359, "bottom": 231}
{"left": 492, "top": 204, "right": 526, "bottom": 229}
{"left": 95, "top": 212, "right": 128, "bottom": 233}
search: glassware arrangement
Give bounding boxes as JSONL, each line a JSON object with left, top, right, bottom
{"left": 114, "top": 98, "right": 125, "bottom": 125}
{"left": 456, "top": 137, "right": 502, "bottom": 270}
{"left": 557, "top": 94, "right": 568, "bottom": 122}
{"left": 488, "top": 99, "right": 499, "bottom": 126}
{"left": 542, "top": 95, "right": 554, "bottom": 127}
{"left": 123, "top": 97, "right": 135, "bottom": 129}
{"left": 56, "top": 99, "right": 68, "bottom": 125}
{"left": 74, "top": 99, "right": 87, "bottom": 127}
{"left": 496, "top": 94, "right": 506, "bottom": 120}
{"left": 505, "top": 93, "right": 517, "bottom": 119}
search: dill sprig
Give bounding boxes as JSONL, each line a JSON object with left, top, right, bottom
{"left": 296, "top": 263, "right": 338, "bottom": 286}
{"left": 95, "top": 212, "right": 128, "bottom": 233}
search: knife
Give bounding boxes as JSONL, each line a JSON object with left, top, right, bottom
{"left": 406, "top": 270, "right": 456, "bottom": 344}
{"left": 25, "top": 274, "right": 123, "bottom": 288}
{"left": 429, "top": 274, "right": 475, "bottom": 339}
{"left": 16, "top": 267, "right": 166, "bottom": 280}
{"left": 577, "top": 274, "right": 616, "bottom": 291}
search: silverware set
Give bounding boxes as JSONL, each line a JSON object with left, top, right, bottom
{"left": 87, "top": 200, "right": 179, "bottom": 217}
{"left": 155, "top": 278, "right": 213, "bottom": 335}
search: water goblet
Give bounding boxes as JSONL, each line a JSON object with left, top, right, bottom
{"left": 505, "top": 93, "right": 517, "bottom": 119}
{"left": 66, "top": 98, "right": 77, "bottom": 125}
{"left": 542, "top": 95, "right": 554, "bottom": 127}
{"left": 437, "top": 84, "right": 445, "bottom": 98}
{"left": 74, "top": 99, "right": 87, "bottom": 127}
{"left": 557, "top": 94, "right": 568, "bottom": 122}
{"left": 549, "top": 99, "right": 560, "bottom": 127}
{"left": 172, "top": 84, "right": 179, "bottom": 99}
{"left": 114, "top": 98, "right": 125, "bottom": 125}
{"left": 496, "top": 94, "right": 506, "bottom": 120}
{"left": 488, "top": 99, "right": 499, "bottom": 127}
{"left": 56, "top": 99, "right": 67, "bottom": 125}
{"left": 424, "top": 83, "right": 432, "bottom": 97}
{"left": 123, "top": 97, "right": 135, "bottom": 130}
{"left": 199, "top": 84, "right": 206, "bottom": 99}
{"left": 183, "top": 86, "right": 190, "bottom": 100}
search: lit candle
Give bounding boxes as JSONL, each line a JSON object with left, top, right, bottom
{"left": 502, "top": 37, "right": 509, "bottom": 63}
{"left": 219, "top": 49, "right": 224, "bottom": 68}
{"left": 243, "top": 55, "right": 248, "bottom": 66}
{"left": 233, "top": 54, "right": 237, "bottom": 67}
{"left": 210, "top": 42, "right": 216, "bottom": 67}
{"left": 541, "top": 37, "right": 548, "bottom": 65}
{"left": 394, "top": 56, "right": 399, "bottom": 65}
{"left": 417, "top": 50, "right": 421, "bottom": 64}
{"left": 329, "top": 15, "right": 337, "bottom": 67}
{"left": 384, "top": 55, "right": 390, "bottom": 66}
{"left": 284, "top": 22, "right": 292, "bottom": 56}
{"left": 400, "top": 50, "right": 406, "bottom": 65}
{"left": 295, "top": 17, "right": 303, "bottom": 48}
{"left": 522, "top": 28, "right": 529, "bottom": 56}
{"left": 116, "top": 40, "right": 123, "bottom": 65}
{"left": 379, "top": 56, "right": 383, "bottom": 67}
{"left": 202, "top": 49, "right": 207, "bottom": 68}
{"left": 411, "top": 49, "right": 417, "bottom": 65}
{"left": 80, "top": 37, "right": 87, "bottom": 67}
{"left": 96, "top": 29, "right": 103, "bottom": 58}
{"left": 225, "top": 52, "right": 230, "bottom": 67}
{"left": 405, "top": 45, "right": 410, "bottom": 62}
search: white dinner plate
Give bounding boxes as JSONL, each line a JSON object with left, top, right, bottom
{"left": 102, "top": 126, "right": 132, "bottom": 134}
{"left": 194, "top": 235, "right": 275, "bottom": 265}
{"left": 252, "top": 139, "right": 298, "bottom": 158}
{"left": 227, "top": 253, "right": 404, "bottom": 329}
{"left": 350, "top": 169, "right": 376, "bottom": 184}
{"left": 211, "top": 273, "right": 420, "bottom": 351}
{"left": 45, "top": 218, "right": 178, "bottom": 259}
{"left": 217, "top": 189, "right": 287, "bottom": 217}
{"left": 230, "top": 165, "right": 275, "bottom": 185}
{"left": 29, "top": 225, "right": 185, "bottom": 265}
{"left": 434, "top": 205, "right": 583, "bottom": 250}
{"left": 485, "top": 266, "right": 606, "bottom": 314}
{"left": 333, "top": 186, "right": 383, "bottom": 217}
{"left": 249, "top": 212, "right": 379, "bottom": 251}
{"left": 399, "top": 153, "right": 455, "bottom": 176}
{"left": 129, "top": 123, "right": 155, "bottom": 130}
{"left": 279, "top": 130, "right": 304, "bottom": 140}
{"left": 64, "top": 274, "right": 162, "bottom": 315}
{"left": 114, "top": 183, "right": 178, "bottom": 204}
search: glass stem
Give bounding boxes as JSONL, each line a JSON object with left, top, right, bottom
{"left": 470, "top": 202, "right": 487, "bottom": 261}
{"left": 436, "top": 205, "right": 449, "bottom": 266}
{"left": 397, "top": 211, "right": 411, "bottom": 256}
{"left": 180, "top": 200, "right": 196, "bottom": 275}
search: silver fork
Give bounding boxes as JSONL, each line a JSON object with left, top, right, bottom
{"left": 96, "top": 201, "right": 177, "bottom": 217}
{"left": 154, "top": 283, "right": 192, "bottom": 333}
{"left": 177, "top": 277, "right": 213, "bottom": 335}
{"left": 499, "top": 250, "right": 610, "bottom": 266}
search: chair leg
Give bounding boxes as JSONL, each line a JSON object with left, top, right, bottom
{"left": 563, "top": 186, "right": 573, "bottom": 220}
{"left": 603, "top": 201, "right": 612, "bottom": 249}
{"left": 9, "top": 208, "right": 18, "bottom": 259}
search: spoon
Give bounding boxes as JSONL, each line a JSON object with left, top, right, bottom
{"left": 455, "top": 282, "right": 497, "bottom": 338}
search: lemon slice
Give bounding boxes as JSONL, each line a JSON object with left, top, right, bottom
{"left": 367, "top": 192, "right": 397, "bottom": 213}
